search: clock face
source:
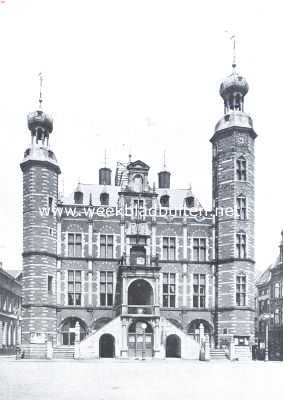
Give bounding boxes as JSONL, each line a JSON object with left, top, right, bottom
{"left": 237, "top": 135, "right": 246, "bottom": 145}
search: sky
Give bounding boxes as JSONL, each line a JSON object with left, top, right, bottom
{"left": 0, "top": 0, "right": 282, "bottom": 271}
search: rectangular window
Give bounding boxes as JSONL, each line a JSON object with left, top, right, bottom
{"left": 68, "top": 233, "right": 82, "bottom": 257}
{"left": 237, "top": 196, "right": 247, "bottom": 220}
{"left": 100, "top": 235, "right": 114, "bottom": 258}
{"left": 275, "top": 308, "right": 280, "bottom": 325}
{"left": 162, "top": 273, "right": 176, "bottom": 307}
{"left": 275, "top": 283, "right": 280, "bottom": 298}
{"left": 48, "top": 196, "right": 54, "bottom": 214}
{"left": 193, "top": 274, "right": 206, "bottom": 308}
{"left": 133, "top": 199, "right": 144, "bottom": 210}
{"left": 100, "top": 271, "right": 114, "bottom": 306}
{"left": 48, "top": 275, "right": 53, "bottom": 294}
{"left": 133, "top": 199, "right": 145, "bottom": 221}
{"left": 236, "top": 274, "right": 246, "bottom": 306}
{"left": 162, "top": 237, "right": 176, "bottom": 260}
{"left": 68, "top": 270, "right": 82, "bottom": 306}
{"left": 193, "top": 238, "right": 206, "bottom": 261}
{"left": 236, "top": 158, "right": 247, "bottom": 181}
{"left": 236, "top": 233, "right": 246, "bottom": 259}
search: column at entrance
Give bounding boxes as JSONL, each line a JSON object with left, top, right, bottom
{"left": 153, "top": 320, "right": 162, "bottom": 359}
{"left": 0, "top": 321, "right": 3, "bottom": 349}
{"left": 121, "top": 318, "right": 128, "bottom": 359}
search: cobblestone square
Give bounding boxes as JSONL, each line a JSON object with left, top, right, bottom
{"left": 0, "top": 359, "right": 280, "bottom": 400}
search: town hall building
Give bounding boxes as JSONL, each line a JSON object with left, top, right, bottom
{"left": 20, "top": 59, "right": 256, "bottom": 360}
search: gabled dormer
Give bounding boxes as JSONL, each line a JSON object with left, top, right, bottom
{"left": 127, "top": 160, "right": 150, "bottom": 193}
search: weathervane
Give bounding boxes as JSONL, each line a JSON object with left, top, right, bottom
{"left": 38, "top": 72, "right": 43, "bottom": 109}
{"left": 225, "top": 31, "right": 237, "bottom": 71}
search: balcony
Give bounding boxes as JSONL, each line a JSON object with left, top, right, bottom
{"left": 116, "top": 304, "right": 160, "bottom": 317}
{"left": 128, "top": 305, "right": 154, "bottom": 315}
{"left": 119, "top": 255, "right": 160, "bottom": 270}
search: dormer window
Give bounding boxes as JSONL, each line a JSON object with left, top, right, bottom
{"left": 160, "top": 195, "right": 169, "bottom": 208}
{"left": 185, "top": 196, "right": 194, "bottom": 208}
{"left": 100, "top": 192, "right": 109, "bottom": 206}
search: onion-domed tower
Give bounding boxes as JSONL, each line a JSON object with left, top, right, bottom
{"left": 211, "top": 47, "right": 257, "bottom": 353}
{"left": 20, "top": 82, "right": 60, "bottom": 356}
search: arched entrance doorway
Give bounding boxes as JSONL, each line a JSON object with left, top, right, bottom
{"left": 99, "top": 334, "right": 115, "bottom": 358}
{"left": 128, "top": 320, "right": 153, "bottom": 359}
{"left": 166, "top": 334, "right": 181, "bottom": 358}
{"left": 128, "top": 279, "right": 153, "bottom": 314}
{"left": 60, "top": 317, "right": 87, "bottom": 345}
{"left": 187, "top": 319, "right": 213, "bottom": 345}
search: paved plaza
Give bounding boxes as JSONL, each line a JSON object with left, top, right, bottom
{"left": 0, "top": 358, "right": 281, "bottom": 400}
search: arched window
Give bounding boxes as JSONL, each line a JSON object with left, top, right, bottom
{"left": 133, "top": 174, "right": 143, "bottom": 192}
{"left": 235, "top": 94, "right": 241, "bottom": 111}
{"left": 60, "top": 317, "right": 87, "bottom": 345}
{"left": 128, "top": 279, "right": 153, "bottom": 306}
{"left": 236, "top": 156, "right": 247, "bottom": 181}
{"left": 185, "top": 196, "right": 194, "bottom": 208}
{"left": 160, "top": 195, "right": 169, "bottom": 207}
{"left": 187, "top": 319, "right": 213, "bottom": 344}
{"left": 236, "top": 195, "right": 246, "bottom": 220}
{"left": 100, "top": 192, "right": 109, "bottom": 206}
{"left": 229, "top": 95, "right": 234, "bottom": 110}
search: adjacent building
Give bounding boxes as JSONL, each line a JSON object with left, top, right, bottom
{"left": 0, "top": 264, "right": 22, "bottom": 354}
{"left": 256, "top": 233, "right": 283, "bottom": 360}
{"left": 20, "top": 60, "right": 256, "bottom": 359}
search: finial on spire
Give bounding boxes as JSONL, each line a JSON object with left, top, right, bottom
{"left": 128, "top": 153, "right": 132, "bottom": 163}
{"left": 225, "top": 30, "right": 236, "bottom": 71}
{"left": 231, "top": 34, "right": 236, "bottom": 70}
{"left": 38, "top": 72, "right": 43, "bottom": 109}
{"left": 104, "top": 148, "right": 107, "bottom": 167}
{"left": 163, "top": 150, "right": 167, "bottom": 170}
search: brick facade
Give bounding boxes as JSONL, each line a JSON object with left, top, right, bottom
{"left": 20, "top": 69, "right": 256, "bottom": 359}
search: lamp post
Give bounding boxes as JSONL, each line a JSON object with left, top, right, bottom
{"left": 262, "top": 313, "right": 271, "bottom": 362}
{"left": 141, "top": 322, "right": 147, "bottom": 361}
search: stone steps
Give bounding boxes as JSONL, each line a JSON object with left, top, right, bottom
{"left": 53, "top": 346, "right": 74, "bottom": 359}
{"left": 210, "top": 349, "right": 228, "bottom": 360}
{"left": 234, "top": 346, "right": 251, "bottom": 361}
{"left": 21, "top": 344, "right": 47, "bottom": 359}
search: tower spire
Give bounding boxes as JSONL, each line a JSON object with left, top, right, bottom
{"left": 220, "top": 32, "right": 249, "bottom": 114}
